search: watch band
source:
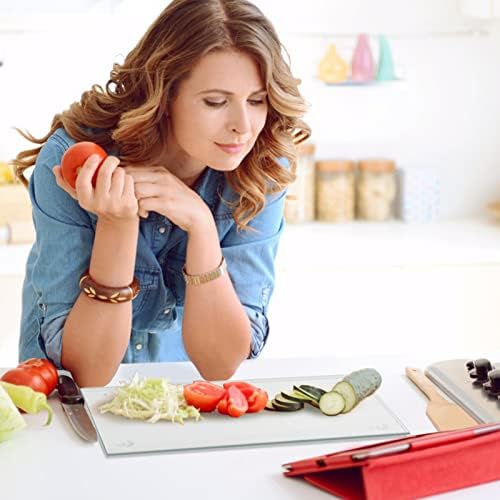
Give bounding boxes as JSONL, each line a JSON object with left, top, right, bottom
{"left": 182, "top": 256, "right": 227, "bottom": 286}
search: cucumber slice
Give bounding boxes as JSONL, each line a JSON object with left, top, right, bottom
{"left": 265, "top": 401, "right": 278, "bottom": 411}
{"left": 274, "top": 395, "right": 304, "bottom": 410}
{"left": 306, "top": 399, "right": 320, "bottom": 409}
{"left": 271, "top": 399, "right": 303, "bottom": 411}
{"left": 293, "top": 385, "right": 326, "bottom": 402}
{"left": 291, "top": 390, "right": 314, "bottom": 401}
{"left": 331, "top": 382, "right": 356, "bottom": 412}
{"left": 280, "top": 392, "right": 305, "bottom": 403}
{"left": 332, "top": 368, "right": 382, "bottom": 413}
{"left": 319, "top": 391, "right": 345, "bottom": 416}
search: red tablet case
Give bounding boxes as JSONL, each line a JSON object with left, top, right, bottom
{"left": 283, "top": 424, "right": 500, "bottom": 499}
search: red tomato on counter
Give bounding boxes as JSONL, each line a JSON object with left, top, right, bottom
{"left": 223, "top": 381, "right": 268, "bottom": 413}
{"left": 183, "top": 381, "right": 226, "bottom": 412}
{"left": 60, "top": 141, "right": 108, "bottom": 188}
{"left": 1, "top": 358, "right": 58, "bottom": 396}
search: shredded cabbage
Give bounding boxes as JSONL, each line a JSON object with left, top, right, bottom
{"left": 99, "top": 373, "right": 200, "bottom": 424}
{"left": 0, "top": 383, "right": 26, "bottom": 442}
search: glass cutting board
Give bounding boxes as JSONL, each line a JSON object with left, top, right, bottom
{"left": 82, "top": 374, "right": 408, "bottom": 456}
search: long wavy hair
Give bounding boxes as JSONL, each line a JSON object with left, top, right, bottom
{"left": 12, "top": 0, "right": 310, "bottom": 229}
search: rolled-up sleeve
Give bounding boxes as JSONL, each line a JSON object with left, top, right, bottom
{"left": 220, "top": 187, "right": 286, "bottom": 358}
{"left": 25, "top": 136, "right": 95, "bottom": 367}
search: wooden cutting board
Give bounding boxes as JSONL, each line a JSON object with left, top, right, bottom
{"left": 405, "top": 367, "right": 478, "bottom": 431}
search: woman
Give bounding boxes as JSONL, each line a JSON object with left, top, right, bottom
{"left": 13, "top": 0, "right": 310, "bottom": 387}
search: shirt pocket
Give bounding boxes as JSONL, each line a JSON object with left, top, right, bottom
{"left": 164, "top": 256, "right": 186, "bottom": 307}
{"left": 132, "top": 268, "right": 159, "bottom": 316}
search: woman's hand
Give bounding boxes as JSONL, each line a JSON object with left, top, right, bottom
{"left": 53, "top": 154, "right": 139, "bottom": 224}
{"left": 124, "top": 165, "right": 212, "bottom": 233}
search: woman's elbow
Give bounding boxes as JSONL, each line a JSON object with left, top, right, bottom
{"left": 198, "top": 362, "right": 240, "bottom": 382}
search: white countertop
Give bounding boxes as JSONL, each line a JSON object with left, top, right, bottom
{"left": 2, "top": 217, "right": 500, "bottom": 276}
{"left": 1, "top": 354, "right": 499, "bottom": 500}
{"left": 278, "top": 217, "right": 500, "bottom": 268}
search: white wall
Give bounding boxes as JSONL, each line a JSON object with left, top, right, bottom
{"left": 253, "top": 0, "right": 500, "bottom": 218}
{"left": 1, "top": 1, "right": 500, "bottom": 366}
{"left": 1, "top": 0, "right": 500, "bottom": 219}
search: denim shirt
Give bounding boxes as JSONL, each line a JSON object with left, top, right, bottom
{"left": 18, "top": 128, "right": 286, "bottom": 368}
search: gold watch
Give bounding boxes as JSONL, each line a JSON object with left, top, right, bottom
{"left": 182, "top": 256, "right": 227, "bottom": 286}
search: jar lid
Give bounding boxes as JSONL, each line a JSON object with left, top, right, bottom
{"left": 358, "top": 159, "right": 396, "bottom": 172}
{"left": 316, "top": 159, "right": 356, "bottom": 172}
{"left": 297, "top": 142, "right": 315, "bottom": 155}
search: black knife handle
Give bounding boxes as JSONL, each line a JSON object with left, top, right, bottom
{"left": 58, "top": 374, "right": 84, "bottom": 404}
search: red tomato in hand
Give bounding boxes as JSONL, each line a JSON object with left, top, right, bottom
{"left": 223, "top": 381, "right": 268, "bottom": 413}
{"left": 183, "top": 381, "right": 226, "bottom": 412}
{"left": 60, "top": 141, "right": 108, "bottom": 188}
{"left": 1, "top": 358, "right": 58, "bottom": 396}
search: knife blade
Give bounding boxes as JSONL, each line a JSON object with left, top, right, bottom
{"left": 57, "top": 374, "right": 97, "bottom": 442}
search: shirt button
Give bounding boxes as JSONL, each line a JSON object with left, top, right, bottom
{"left": 163, "top": 308, "right": 171, "bottom": 315}
{"left": 135, "top": 343, "right": 143, "bottom": 351}
{"left": 158, "top": 226, "right": 166, "bottom": 234}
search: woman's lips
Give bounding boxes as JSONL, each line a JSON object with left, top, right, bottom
{"left": 215, "top": 142, "right": 245, "bottom": 154}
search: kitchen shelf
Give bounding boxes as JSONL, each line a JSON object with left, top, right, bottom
{"left": 283, "top": 28, "right": 492, "bottom": 40}
{"left": 322, "top": 78, "right": 404, "bottom": 87}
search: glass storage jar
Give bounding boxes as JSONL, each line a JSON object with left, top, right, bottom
{"left": 284, "top": 142, "right": 315, "bottom": 223}
{"left": 315, "top": 160, "right": 356, "bottom": 222}
{"left": 357, "top": 159, "right": 396, "bottom": 221}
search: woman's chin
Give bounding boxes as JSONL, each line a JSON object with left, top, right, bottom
{"left": 207, "top": 157, "right": 244, "bottom": 172}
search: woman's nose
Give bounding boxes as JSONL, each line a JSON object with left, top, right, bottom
{"left": 229, "top": 105, "right": 251, "bottom": 135}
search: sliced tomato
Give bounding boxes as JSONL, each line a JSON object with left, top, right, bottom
{"left": 246, "top": 389, "right": 268, "bottom": 413}
{"left": 226, "top": 385, "right": 248, "bottom": 418}
{"left": 216, "top": 394, "right": 229, "bottom": 415}
{"left": 223, "top": 381, "right": 268, "bottom": 413}
{"left": 183, "top": 381, "right": 226, "bottom": 412}
{"left": 223, "top": 381, "right": 257, "bottom": 394}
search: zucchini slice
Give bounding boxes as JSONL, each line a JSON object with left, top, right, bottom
{"left": 280, "top": 391, "right": 309, "bottom": 403}
{"left": 331, "top": 382, "right": 357, "bottom": 413}
{"left": 291, "top": 390, "right": 314, "bottom": 401}
{"left": 319, "top": 391, "right": 345, "bottom": 416}
{"left": 294, "top": 385, "right": 327, "bottom": 402}
{"left": 265, "top": 401, "right": 278, "bottom": 411}
{"left": 332, "top": 368, "right": 382, "bottom": 413}
{"left": 271, "top": 398, "right": 303, "bottom": 411}
{"left": 274, "top": 395, "right": 304, "bottom": 409}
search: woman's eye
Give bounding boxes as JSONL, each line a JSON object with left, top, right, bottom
{"left": 248, "top": 99, "right": 265, "bottom": 106}
{"left": 204, "top": 99, "right": 226, "bottom": 108}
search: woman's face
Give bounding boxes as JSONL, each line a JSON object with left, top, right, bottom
{"left": 167, "top": 49, "right": 268, "bottom": 176}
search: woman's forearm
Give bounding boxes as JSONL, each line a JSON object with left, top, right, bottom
{"left": 61, "top": 217, "right": 139, "bottom": 387}
{"left": 182, "top": 218, "right": 251, "bottom": 381}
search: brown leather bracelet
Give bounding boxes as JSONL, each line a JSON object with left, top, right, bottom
{"left": 79, "top": 270, "right": 140, "bottom": 303}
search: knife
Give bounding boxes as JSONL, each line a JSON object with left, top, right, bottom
{"left": 57, "top": 374, "right": 98, "bottom": 442}
{"left": 405, "top": 367, "right": 478, "bottom": 431}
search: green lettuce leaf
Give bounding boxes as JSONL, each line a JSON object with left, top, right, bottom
{"left": 99, "top": 373, "right": 201, "bottom": 424}
{"left": 0, "top": 383, "right": 26, "bottom": 442}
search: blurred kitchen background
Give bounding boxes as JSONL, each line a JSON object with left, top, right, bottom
{"left": 1, "top": 0, "right": 500, "bottom": 366}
